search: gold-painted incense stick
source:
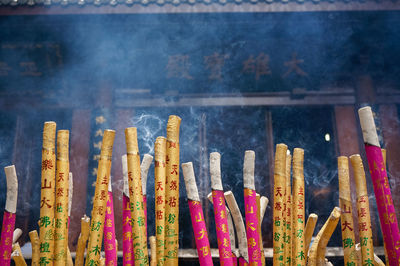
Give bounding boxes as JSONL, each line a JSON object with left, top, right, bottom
{"left": 338, "top": 156, "right": 357, "bottom": 265}
{"left": 308, "top": 207, "right": 341, "bottom": 266}
{"left": 85, "top": 130, "right": 115, "bottom": 266}
{"left": 154, "top": 137, "right": 167, "bottom": 266}
{"left": 40, "top": 121, "right": 57, "bottom": 266}
{"left": 350, "top": 154, "right": 374, "bottom": 266}
{"left": 284, "top": 152, "right": 292, "bottom": 265}
{"left": 125, "top": 127, "right": 149, "bottom": 265}
{"left": 304, "top": 214, "right": 318, "bottom": 258}
{"left": 272, "top": 144, "right": 287, "bottom": 266}
{"left": 54, "top": 130, "right": 70, "bottom": 265}
{"left": 12, "top": 243, "right": 27, "bottom": 266}
{"left": 150, "top": 236, "right": 157, "bottom": 266}
{"left": 75, "top": 215, "right": 90, "bottom": 266}
{"left": 29, "top": 230, "right": 40, "bottom": 266}
{"left": 164, "top": 115, "right": 181, "bottom": 266}
{"left": 292, "top": 148, "right": 305, "bottom": 266}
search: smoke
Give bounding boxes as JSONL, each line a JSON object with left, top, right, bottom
{"left": 0, "top": 12, "right": 399, "bottom": 249}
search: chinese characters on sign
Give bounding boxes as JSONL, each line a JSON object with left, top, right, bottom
{"left": 166, "top": 52, "right": 307, "bottom": 81}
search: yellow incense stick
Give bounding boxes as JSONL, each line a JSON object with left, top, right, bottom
{"left": 40, "top": 121, "right": 57, "bottom": 266}
{"left": 85, "top": 130, "right": 115, "bottom": 266}
{"left": 125, "top": 127, "right": 149, "bottom": 265}
{"left": 164, "top": 115, "right": 181, "bottom": 266}
{"left": 12, "top": 243, "right": 27, "bottom": 266}
{"left": 150, "top": 236, "right": 157, "bottom": 266}
{"left": 155, "top": 137, "right": 167, "bottom": 266}
{"left": 292, "top": 148, "right": 305, "bottom": 266}
{"left": 284, "top": 152, "right": 292, "bottom": 265}
{"left": 308, "top": 207, "right": 341, "bottom": 266}
{"left": 304, "top": 214, "right": 318, "bottom": 258}
{"left": 272, "top": 143, "right": 287, "bottom": 266}
{"left": 29, "top": 230, "right": 40, "bottom": 266}
{"left": 350, "top": 154, "right": 375, "bottom": 266}
{"left": 75, "top": 215, "right": 91, "bottom": 266}
{"left": 338, "top": 156, "right": 357, "bottom": 265}
{"left": 54, "top": 130, "right": 70, "bottom": 265}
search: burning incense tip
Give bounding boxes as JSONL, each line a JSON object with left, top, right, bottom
{"left": 141, "top": 154, "right": 153, "bottom": 194}
{"left": 243, "top": 150, "right": 255, "bottom": 190}
{"left": 358, "top": 106, "right": 380, "bottom": 146}
{"left": 4, "top": 165, "right": 18, "bottom": 214}
{"left": 210, "top": 152, "right": 223, "bottom": 190}
{"left": 182, "top": 162, "right": 200, "bottom": 202}
{"left": 12, "top": 228, "right": 22, "bottom": 244}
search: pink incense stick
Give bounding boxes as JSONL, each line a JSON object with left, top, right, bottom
{"left": 0, "top": 165, "right": 18, "bottom": 266}
{"left": 243, "top": 151, "right": 262, "bottom": 265}
{"left": 141, "top": 154, "right": 153, "bottom": 240}
{"left": 238, "top": 257, "right": 248, "bottom": 266}
{"left": 359, "top": 106, "right": 400, "bottom": 265}
{"left": 210, "top": 152, "right": 234, "bottom": 266}
{"left": 122, "top": 154, "right": 134, "bottom": 265}
{"left": 182, "top": 162, "right": 214, "bottom": 266}
{"left": 104, "top": 182, "right": 117, "bottom": 266}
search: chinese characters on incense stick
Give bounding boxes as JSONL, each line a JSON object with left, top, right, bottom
{"left": 3, "top": 105, "right": 400, "bottom": 266}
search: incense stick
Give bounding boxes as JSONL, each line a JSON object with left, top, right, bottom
{"left": 256, "top": 194, "right": 265, "bottom": 266}
{"left": 284, "top": 152, "right": 292, "bottom": 266}
{"left": 122, "top": 154, "right": 135, "bottom": 266}
{"left": 104, "top": 181, "right": 117, "bottom": 266}
{"left": 86, "top": 130, "right": 115, "bottom": 266}
{"left": 75, "top": 215, "right": 90, "bottom": 266}
{"left": 54, "top": 130, "right": 70, "bottom": 265}
{"left": 224, "top": 191, "right": 249, "bottom": 265}
{"left": 164, "top": 115, "right": 181, "bottom": 266}
{"left": 292, "top": 148, "right": 305, "bottom": 266}
{"left": 304, "top": 214, "right": 318, "bottom": 258}
{"left": 154, "top": 137, "right": 167, "bottom": 266}
{"left": 182, "top": 162, "right": 213, "bottom": 266}
{"left": 243, "top": 151, "right": 262, "bottom": 265}
{"left": 141, "top": 153, "right": 153, "bottom": 241}
{"left": 0, "top": 165, "right": 18, "bottom": 266}
{"left": 40, "top": 121, "right": 57, "bottom": 266}
{"left": 338, "top": 156, "right": 357, "bottom": 265}
{"left": 207, "top": 193, "right": 237, "bottom": 264}
{"left": 358, "top": 106, "right": 400, "bottom": 265}
{"left": 210, "top": 152, "right": 234, "bottom": 266}
{"left": 29, "top": 230, "right": 40, "bottom": 266}
{"left": 150, "top": 236, "right": 157, "bottom": 266}
{"left": 11, "top": 243, "right": 27, "bottom": 266}
{"left": 308, "top": 207, "right": 341, "bottom": 266}
{"left": 350, "top": 154, "right": 375, "bottom": 266}
{"left": 125, "top": 127, "right": 149, "bottom": 265}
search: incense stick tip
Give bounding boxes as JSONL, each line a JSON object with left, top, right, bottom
{"left": 182, "top": 162, "right": 200, "bottom": 202}
{"left": 358, "top": 106, "right": 380, "bottom": 147}
{"left": 243, "top": 150, "right": 255, "bottom": 190}
{"left": 210, "top": 152, "right": 223, "bottom": 190}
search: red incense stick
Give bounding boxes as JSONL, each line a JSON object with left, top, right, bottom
{"left": 243, "top": 151, "right": 262, "bottom": 265}
{"left": 0, "top": 165, "right": 18, "bottom": 266}
{"left": 182, "top": 162, "right": 213, "bottom": 266}
{"left": 210, "top": 152, "right": 234, "bottom": 266}
{"left": 358, "top": 106, "right": 400, "bottom": 265}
